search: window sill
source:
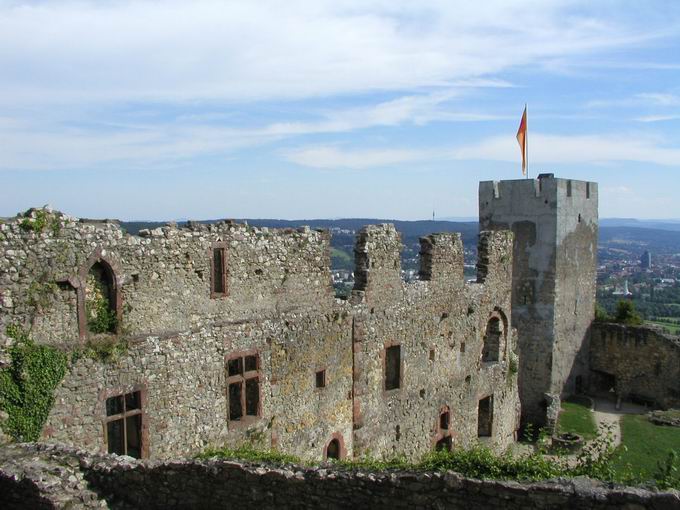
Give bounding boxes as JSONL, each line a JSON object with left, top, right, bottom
{"left": 228, "top": 416, "right": 263, "bottom": 429}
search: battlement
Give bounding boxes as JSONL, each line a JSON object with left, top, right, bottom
{"left": 479, "top": 176, "right": 598, "bottom": 206}
{"left": 1, "top": 209, "right": 516, "bottom": 347}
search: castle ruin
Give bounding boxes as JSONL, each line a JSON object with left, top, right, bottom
{"left": 0, "top": 207, "right": 521, "bottom": 461}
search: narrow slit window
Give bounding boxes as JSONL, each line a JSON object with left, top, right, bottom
{"left": 211, "top": 246, "right": 227, "bottom": 297}
{"left": 104, "top": 390, "right": 144, "bottom": 458}
{"left": 385, "top": 345, "right": 401, "bottom": 391}
{"left": 316, "top": 369, "right": 326, "bottom": 388}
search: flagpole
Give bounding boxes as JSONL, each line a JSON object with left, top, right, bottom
{"left": 525, "top": 103, "right": 529, "bottom": 179}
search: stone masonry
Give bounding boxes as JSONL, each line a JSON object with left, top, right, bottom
{"left": 590, "top": 322, "right": 680, "bottom": 409}
{"left": 0, "top": 208, "right": 520, "bottom": 461}
{"left": 1, "top": 443, "right": 678, "bottom": 510}
{"left": 480, "top": 176, "right": 598, "bottom": 426}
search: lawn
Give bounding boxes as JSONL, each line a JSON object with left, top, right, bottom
{"left": 556, "top": 401, "right": 597, "bottom": 440}
{"left": 613, "top": 414, "right": 680, "bottom": 479}
{"left": 645, "top": 319, "right": 680, "bottom": 334}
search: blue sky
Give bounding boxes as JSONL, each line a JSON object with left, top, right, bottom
{"left": 1, "top": 1, "right": 680, "bottom": 220}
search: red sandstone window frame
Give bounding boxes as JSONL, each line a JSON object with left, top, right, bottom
{"left": 101, "top": 384, "right": 148, "bottom": 459}
{"left": 323, "top": 432, "right": 347, "bottom": 460}
{"left": 226, "top": 350, "right": 262, "bottom": 426}
{"left": 210, "top": 242, "right": 229, "bottom": 299}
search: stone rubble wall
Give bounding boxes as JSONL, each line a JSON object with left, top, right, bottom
{"left": 1, "top": 443, "right": 678, "bottom": 510}
{"left": 590, "top": 323, "right": 680, "bottom": 408}
{"left": 1, "top": 209, "right": 519, "bottom": 463}
{"left": 0, "top": 209, "right": 333, "bottom": 348}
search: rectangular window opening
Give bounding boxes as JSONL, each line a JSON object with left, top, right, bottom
{"left": 385, "top": 345, "right": 401, "bottom": 391}
{"left": 227, "top": 353, "right": 261, "bottom": 422}
{"left": 566, "top": 180, "right": 573, "bottom": 197}
{"left": 478, "top": 396, "right": 493, "bottom": 438}
{"left": 105, "top": 390, "right": 143, "bottom": 458}
{"left": 212, "top": 247, "right": 227, "bottom": 296}
{"left": 440, "top": 411, "right": 450, "bottom": 430}
{"left": 316, "top": 369, "right": 326, "bottom": 388}
{"left": 228, "top": 357, "right": 243, "bottom": 376}
{"left": 229, "top": 382, "right": 243, "bottom": 420}
{"left": 586, "top": 182, "right": 591, "bottom": 199}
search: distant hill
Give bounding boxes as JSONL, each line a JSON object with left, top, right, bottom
{"left": 600, "top": 218, "right": 680, "bottom": 232}
{"left": 121, "top": 218, "right": 479, "bottom": 247}
{"left": 121, "top": 218, "right": 680, "bottom": 260}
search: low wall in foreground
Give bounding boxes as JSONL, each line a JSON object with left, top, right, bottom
{"left": 1, "top": 443, "right": 678, "bottom": 509}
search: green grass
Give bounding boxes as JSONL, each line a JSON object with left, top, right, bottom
{"left": 556, "top": 401, "right": 597, "bottom": 440}
{"left": 331, "top": 247, "right": 352, "bottom": 263}
{"left": 196, "top": 444, "right": 302, "bottom": 465}
{"left": 614, "top": 414, "right": 680, "bottom": 479}
{"left": 645, "top": 320, "right": 680, "bottom": 334}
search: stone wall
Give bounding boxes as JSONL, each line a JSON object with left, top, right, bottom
{"left": 1, "top": 208, "right": 519, "bottom": 462}
{"left": 590, "top": 323, "right": 680, "bottom": 408}
{"left": 2, "top": 443, "right": 678, "bottom": 510}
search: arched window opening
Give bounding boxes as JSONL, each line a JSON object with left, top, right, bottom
{"left": 481, "top": 317, "right": 502, "bottom": 363}
{"left": 326, "top": 438, "right": 340, "bottom": 460}
{"left": 86, "top": 261, "right": 117, "bottom": 334}
{"left": 435, "top": 407, "right": 453, "bottom": 451}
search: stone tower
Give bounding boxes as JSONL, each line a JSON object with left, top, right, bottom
{"left": 479, "top": 175, "right": 598, "bottom": 426}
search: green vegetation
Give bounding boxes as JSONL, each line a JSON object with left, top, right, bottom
{"left": 0, "top": 326, "right": 68, "bottom": 441}
{"left": 86, "top": 272, "right": 117, "bottom": 334}
{"left": 26, "top": 280, "right": 59, "bottom": 311}
{"left": 645, "top": 319, "right": 680, "bottom": 334}
{"left": 595, "top": 303, "right": 610, "bottom": 322}
{"left": 556, "top": 401, "right": 597, "bottom": 440}
{"left": 197, "top": 444, "right": 302, "bottom": 465}
{"left": 73, "top": 337, "right": 128, "bottom": 364}
{"left": 330, "top": 247, "right": 353, "bottom": 271}
{"left": 198, "top": 426, "right": 680, "bottom": 489}
{"left": 420, "top": 444, "right": 564, "bottom": 481}
{"left": 614, "top": 414, "right": 680, "bottom": 485}
{"left": 614, "top": 300, "right": 643, "bottom": 325}
{"left": 19, "top": 209, "right": 61, "bottom": 236}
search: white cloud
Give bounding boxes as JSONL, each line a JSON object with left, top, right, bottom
{"left": 284, "top": 145, "right": 426, "bottom": 170}
{"left": 0, "top": 0, "right": 660, "bottom": 105}
{"left": 635, "top": 93, "right": 680, "bottom": 106}
{"left": 451, "top": 133, "right": 680, "bottom": 166}
{"left": 284, "top": 132, "right": 680, "bottom": 170}
{"left": 634, "top": 114, "right": 680, "bottom": 123}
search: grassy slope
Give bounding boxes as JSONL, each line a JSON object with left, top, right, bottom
{"left": 614, "top": 414, "right": 680, "bottom": 478}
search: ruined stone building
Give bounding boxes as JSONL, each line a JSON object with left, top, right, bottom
{"left": 3, "top": 174, "right": 677, "bottom": 467}
{"left": 0, "top": 208, "right": 521, "bottom": 461}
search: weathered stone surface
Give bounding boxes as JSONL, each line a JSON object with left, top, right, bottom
{"left": 480, "top": 176, "right": 598, "bottom": 425}
{"left": 1, "top": 443, "right": 678, "bottom": 510}
{"left": 590, "top": 323, "right": 680, "bottom": 409}
{"left": 0, "top": 210, "right": 520, "bottom": 461}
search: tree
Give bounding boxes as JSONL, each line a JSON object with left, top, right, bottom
{"left": 614, "top": 300, "right": 642, "bottom": 326}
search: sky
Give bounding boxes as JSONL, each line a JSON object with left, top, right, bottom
{"left": 1, "top": 1, "right": 680, "bottom": 221}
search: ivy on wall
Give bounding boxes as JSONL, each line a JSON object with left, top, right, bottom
{"left": 0, "top": 325, "right": 68, "bottom": 442}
